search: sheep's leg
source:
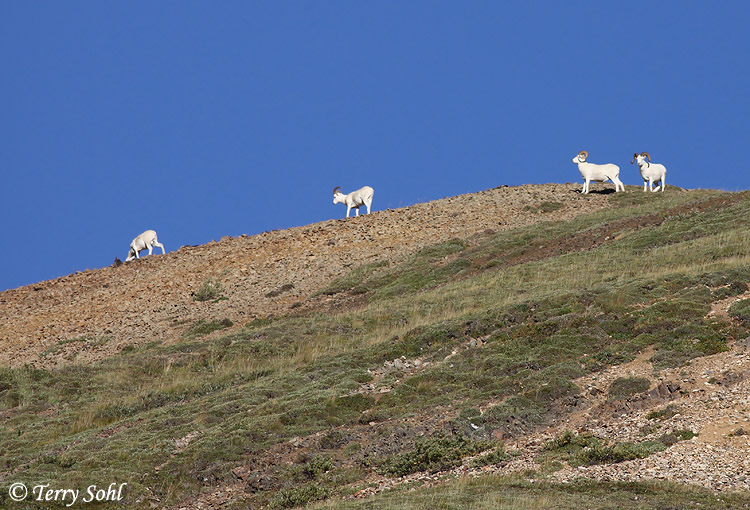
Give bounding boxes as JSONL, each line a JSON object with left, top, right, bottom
{"left": 643, "top": 181, "right": 648, "bottom": 192}
{"left": 366, "top": 200, "right": 371, "bottom": 214}
{"left": 612, "top": 177, "right": 624, "bottom": 192}
{"left": 355, "top": 208, "right": 359, "bottom": 216}
{"left": 154, "top": 241, "right": 165, "bottom": 254}
{"left": 346, "top": 206, "right": 351, "bottom": 218}
{"left": 659, "top": 175, "right": 665, "bottom": 192}
{"left": 147, "top": 245, "right": 153, "bottom": 255}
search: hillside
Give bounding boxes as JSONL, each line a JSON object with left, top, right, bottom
{"left": 2, "top": 183, "right": 750, "bottom": 509}
{"left": 0, "top": 183, "right": 606, "bottom": 369}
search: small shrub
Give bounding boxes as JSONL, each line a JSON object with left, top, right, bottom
{"left": 269, "top": 484, "right": 332, "bottom": 509}
{"left": 542, "top": 428, "right": 694, "bottom": 467}
{"left": 729, "top": 299, "right": 750, "bottom": 323}
{"left": 193, "top": 279, "right": 224, "bottom": 302}
{"left": 380, "top": 434, "right": 492, "bottom": 477}
{"left": 300, "top": 455, "right": 334, "bottom": 480}
{"left": 658, "top": 429, "right": 696, "bottom": 446}
{"left": 470, "top": 447, "right": 507, "bottom": 467}
{"left": 576, "top": 440, "right": 665, "bottom": 465}
{"left": 544, "top": 430, "right": 576, "bottom": 451}
{"left": 607, "top": 376, "right": 650, "bottom": 401}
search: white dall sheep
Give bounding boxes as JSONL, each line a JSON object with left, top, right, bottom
{"left": 126, "top": 230, "right": 165, "bottom": 261}
{"left": 572, "top": 150, "right": 625, "bottom": 194}
{"left": 631, "top": 152, "right": 667, "bottom": 192}
{"left": 332, "top": 186, "right": 374, "bottom": 217}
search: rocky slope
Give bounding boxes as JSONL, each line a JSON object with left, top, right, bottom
{"left": 0, "top": 183, "right": 609, "bottom": 368}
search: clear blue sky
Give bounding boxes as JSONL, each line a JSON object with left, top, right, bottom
{"left": 2, "top": 2, "right": 748, "bottom": 291}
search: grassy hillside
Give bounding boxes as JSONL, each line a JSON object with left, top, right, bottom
{"left": 2, "top": 188, "right": 750, "bottom": 509}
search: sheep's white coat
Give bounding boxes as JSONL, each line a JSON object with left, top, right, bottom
{"left": 126, "top": 230, "right": 165, "bottom": 261}
{"left": 572, "top": 152, "right": 624, "bottom": 194}
{"left": 633, "top": 154, "right": 667, "bottom": 192}
{"left": 333, "top": 186, "right": 374, "bottom": 217}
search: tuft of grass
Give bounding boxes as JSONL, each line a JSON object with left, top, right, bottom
{"left": 193, "top": 278, "right": 224, "bottom": 302}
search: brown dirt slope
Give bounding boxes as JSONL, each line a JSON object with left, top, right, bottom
{"left": 0, "top": 183, "right": 610, "bottom": 368}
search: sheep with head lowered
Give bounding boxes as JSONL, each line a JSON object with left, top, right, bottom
{"left": 332, "top": 186, "right": 374, "bottom": 217}
{"left": 572, "top": 150, "right": 625, "bottom": 194}
{"left": 631, "top": 152, "right": 667, "bottom": 192}
{"left": 125, "top": 230, "right": 165, "bottom": 261}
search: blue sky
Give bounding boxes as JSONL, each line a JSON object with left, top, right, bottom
{"left": 2, "top": 2, "right": 749, "bottom": 291}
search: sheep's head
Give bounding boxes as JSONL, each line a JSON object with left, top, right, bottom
{"left": 332, "top": 186, "right": 344, "bottom": 205}
{"left": 125, "top": 248, "right": 137, "bottom": 262}
{"left": 573, "top": 150, "right": 588, "bottom": 164}
{"left": 632, "top": 152, "right": 651, "bottom": 166}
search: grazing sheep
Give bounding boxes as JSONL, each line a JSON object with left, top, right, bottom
{"left": 126, "top": 230, "right": 165, "bottom": 261}
{"left": 572, "top": 150, "right": 625, "bottom": 194}
{"left": 332, "top": 186, "right": 374, "bottom": 217}
{"left": 631, "top": 152, "right": 667, "bottom": 192}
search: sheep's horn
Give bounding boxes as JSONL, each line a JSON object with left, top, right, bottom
{"left": 631, "top": 153, "right": 638, "bottom": 164}
{"left": 641, "top": 152, "right": 651, "bottom": 162}
{"left": 333, "top": 186, "right": 342, "bottom": 195}
{"left": 578, "top": 150, "right": 588, "bottom": 159}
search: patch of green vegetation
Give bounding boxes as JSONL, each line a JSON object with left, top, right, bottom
{"left": 658, "top": 429, "right": 697, "bottom": 446}
{"left": 729, "top": 298, "right": 750, "bottom": 324}
{"left": 322, "top": 239, "right": 470, "bottom": 300}
{"left": 540, "top": 429, "right": 695, "bottom": 467}
{"left": 182, "top": 318, "right": 234, "bottom": 339}
{"left": 319, "top": 260, "right": 390, "bottom": 295}
{"left": 470, "top": 447, "right": 508, "bottom": 467}
{"left": 380, "top": 434, "right": 494, "bottom": 477}
{"left": 269, "top": 483, "right": 333, "bottom": 509}
{"left": 607, "top": 377, "right": 651, "bottom": 401}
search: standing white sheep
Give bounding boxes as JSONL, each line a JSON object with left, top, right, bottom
{"left": 125, "top": 230, "right": 165, "bottom": 261}
{"left": 332, "top": 186, "right": 374, "bottom": 217}
{"left": 572, "top": 150, "right": 625, "bottom": 194}
{"left": 631, "top": 152, "right": 667, "bottom": 192}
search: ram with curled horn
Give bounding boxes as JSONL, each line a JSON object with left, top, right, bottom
{"left": 571, "top": 150, "right": 624, "bottom": 194}
{"left": 631, "top": 152, "right": 667, "bottom": 192}
{"left": 332, "top": 185, "right": 375, "bottom": 217}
